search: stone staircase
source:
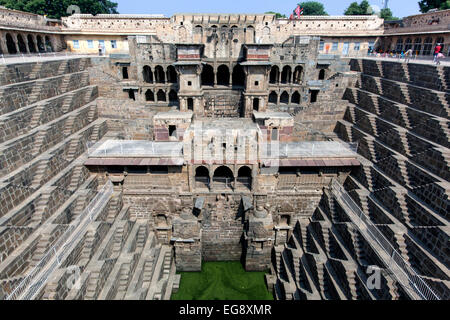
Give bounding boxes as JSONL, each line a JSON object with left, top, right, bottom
{"left": 29, "top": 103, "right": 46, "bottom": 129}
{"left": 31, "top": 159, "right": 49, "bottom": 188}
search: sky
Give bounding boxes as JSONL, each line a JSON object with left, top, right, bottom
{"left": 115, "top": 0, "right": 422, "bottom": 19}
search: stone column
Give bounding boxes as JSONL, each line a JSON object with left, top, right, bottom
{"left": 245, "top": 205, "right": 274, "bottom": 271}
{"left": 13, "top": 34, "right": 20, "bottom": 54}
{"left": 172, "top": 208, "right": 202, "bottom": 272}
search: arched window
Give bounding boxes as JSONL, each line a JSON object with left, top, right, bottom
{"left": 27, "top": 35, "right": 36, "bottom": 53}
{"left": 145, "top": 89, "right": 154, "bottom": 102}
{"left": 195, "top": 166, "right": 210, "bottom": 188}
{"left": 168, "top": 90, "right": 178, "bottom": 105}
{"left": 423, "top": 37, "right": 433, "bottom": 55}
{"left": 194, "top": 25, "right": 203, "bottom": 42}
{"left": 6, "top": 34, "right": 17, "bottom": 54}
{"left": 269, "top": 66, "right": 279, "bottom": 84}
{"left": 167, "top": 66, "right": 177, "bottom": 84}
{"left": 155, "top": 66, "right": 165, "bottom": 83}
{"left": 232, "top": 64, "right": 245, "bottom": 87}
{"left": 237, "top": 166, "right": 252, "bottom": 190}
{"left": 293, "top": 66, "right": 303, "bottom": 84}
{"left": 36, "top": 36, "right": 44, "bottom": 52}
{"left": 291, "top": 91, "right": 300, "bottom": 104}
{"left": 187, "top": 98, "right": 194, "bottom": 111}
{"left": 404, "top": 38, "right": 412, "bottom": 51}
{"left": 213, "top": 166, "right": 234, "bottom": 189}
{"left": 143, "top": 66, "right": 153, "bottom": 83}
{"left": 157, "top": 89, "right": 166, "bottom": 102}
{"left": 413, "top": 38, "right": 422, "bottom": 55}
{"left": 217, "top": 65, "right": 230, "bottom": 86}
{"left": 280, "top": 91, "right": 289, "bottom": 104}
{"left": 269, "top": 91, "right": 278, "bottom": 104}
{"left": 281, "top": 66, "right": 292, "bottom": 84}
{"left": 201, "top": 64, "right": 214, "bottom": 86}
{"left": 395, "top": 38, "right": 403, "bottom": 53}
{"left": 246, "top": 25, "right": 255, "bottom": 43}
{"left": 318, "top": 69, "right": 326, "bottom": 80}
{"left": 17, "top": 35, "right": 27, "bottom": 53}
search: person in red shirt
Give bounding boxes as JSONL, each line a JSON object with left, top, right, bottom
{"left": 433, "top": 43, "right": 442, "bottom": 63}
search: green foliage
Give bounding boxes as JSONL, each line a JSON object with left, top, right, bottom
{"left": 380, "top": 8, "right": 399, "bottom": 20}
{"left": 0, "top": 0, "right": 118, "bottom": 19}
{"left": 297, "top": 1, "right": 328, "bottom": 15}
{"left": 265, "top": 11, "right": 287, "bottom": 19}
{"left": 418, "top": 0, "right": 450, "bottom": 13}
{"left": 344, "top": 0, "right": 372, "bottom": 15}
{"left": 171, "top": 262, "right": 273, "bottom": 300}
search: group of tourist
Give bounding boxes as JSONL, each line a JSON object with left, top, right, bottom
{"left": 368, "top": 43, "right": 446, "bottom": 65}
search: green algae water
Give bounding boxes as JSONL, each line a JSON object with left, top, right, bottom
{"left": 171, "top": 261, "right": 274, "bottom": 300}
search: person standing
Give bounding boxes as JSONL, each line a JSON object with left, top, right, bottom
{"left": 405, "top": 49, "right": 413, "bottom": 63}
{"left": 433, "top": 43, "right": 442, "bottom": 63}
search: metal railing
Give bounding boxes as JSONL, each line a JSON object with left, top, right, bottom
{"left": 342, "top": 51, "right": 450, "bottom": 64}
{"left": 0, "top": 52, "right": 96, "bottom": 64}
{"left": 5, "top": 181, "right": 113, "bottom": 300}
{"left": 212, "top": 177, "right": 233, "bottom": 189}
{"left": 330, "top": 179, "right": 440, "bottom": 300}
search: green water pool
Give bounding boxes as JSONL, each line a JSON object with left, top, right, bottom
{"left": 171, "top": 261, "right": 274, "bottom": 300}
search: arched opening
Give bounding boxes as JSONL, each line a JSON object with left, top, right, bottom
{"left": 167, "top": 66, "right": 177, "bottom": 84}
{"left": 232, "top": 64, "right": 245, "bottom": 87}
{"left": 122, "top": 67, "right": 129, "bottom": 79}
{"left": 291, "top": 91, "right": 300, "bottom": 104}
{"left": 45, "top": 36, "right": 53, "bottom": 52}
{"left": 423, "top": 37, "right": 433, "bottom": 55}
{"left": 195, "top": 166, "right": 210, "bottom": 188}
{"left": 413, "top": 38, "right": 422, "bottom": 55}
{"left": 245, "top": 26, "right": 255, "bottom": 43}
{"left": 36, "top": 36, "right": 44, "bottom": 52}
{"left": 293, "top": 66, "right": 303, "bottom": 84}
{"left": 217, "top": 65, "right": 230, "bottom": 86}
{"left": 6, "top": 34, "right": 17, "bottom": 54}
{"left": 318, "top": 69, "right": 326, "bottom": 80}
{"left": 253, "top": 98, "right": 260, "bottom": 111}
{"left": 194, "top": 25, "right": 203, "bottom": 43}
{"left": 143, "top": 66, "right": 153, "bottom": 83}
{"left": 187, "top": 98, "right": 194, "bottom": 111}
{"left": 157, "top": 89, "right": 166, "bottom": 102}
{"left": 213, "top": 166, "right": 234, "bottom": 189}
{"left": 404, "top": 38, "right": 413, "bottom": 52}
{"left": 237, "top": 166, "right": 252, "bottom": 190}
{"left": 145, "top": 89, "right": 155, "bottom": 102}
{"left": 395, "top": 38, "right": 403, "bottom": 53}
{"left": 281, "top": 66, "right": 292, "bottom": 84}
{"left": 269, "top": 66, "right": 279, "bottom": 84}
{"left": 269, "top": 91, "right": 278, "bottom": 104}
{"left": 271, "top": 127, "right": 279, "bottom": 140}
{"left": 310, "top": 90, "right": 319, "bottom": 103}
{"left": 155, "top": 66, "right": 165, "bottom": 83}
{"left": 168, "top": 90, "right": 178, "bottom": 105}
{"left": 201, "top": 64, "right": 214, "bottom": 86}
{"left": 17, "top": 34, "right": 27, "bottom": 53}
{"left": 27, "top": 35, "right": 36, "bottom": 53}
{"left": 128, "top": 90, "right": 136, "bottom": 101}
{"left": 280, "top": 91, "right": 289, "bottom": 104}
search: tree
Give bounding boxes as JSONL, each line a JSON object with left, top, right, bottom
{"left": 418, "top": 0, "right": 450, "bottom": 12}
{"left": 297, "top": 2, "right": 328, "bottom": 15}
{"left": 265, "top": 11, "right": 287, "bottom": 19}
{"left": 380, "top": 8, "right": 399, "bottom": 20}
{"left": 0, "top": 0, "right": 118, "bottom": 19}
{"left": 344, "top": 0, "right": 372, "bottom": 15}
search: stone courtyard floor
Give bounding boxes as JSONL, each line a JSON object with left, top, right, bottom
{"left": 171, "top": 262, "right": 273, "bottom": 300}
